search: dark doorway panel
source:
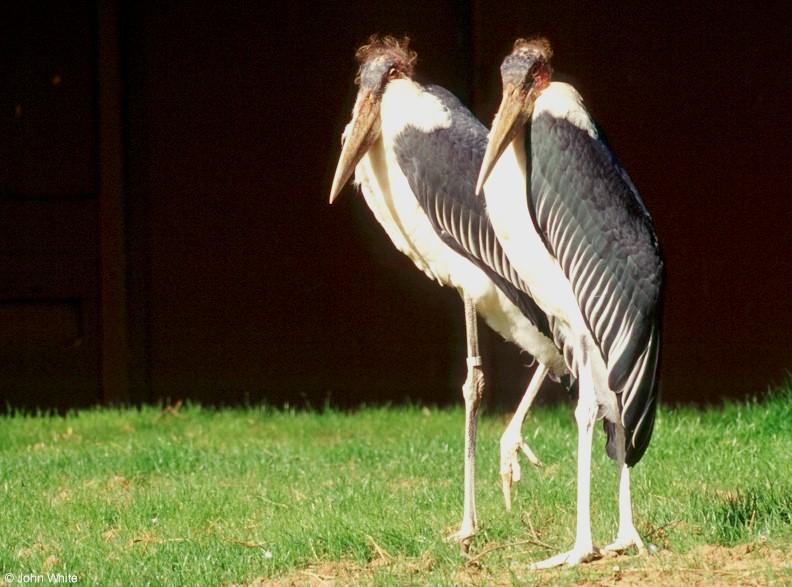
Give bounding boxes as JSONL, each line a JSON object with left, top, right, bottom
{"left": 1, "top": 1, "right": 101, "bottom": 410}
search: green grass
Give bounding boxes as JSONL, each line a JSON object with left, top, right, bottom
{"left": 1, "top": 386, "right": 790, "bottom": 586}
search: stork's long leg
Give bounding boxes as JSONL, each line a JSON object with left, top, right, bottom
{"left": 448, "top": 295, "right": 484, "bottom": 551}
{"left": 531, "top": 341, "right": 600, "bottom": 568}
{"left": 500, "top": 362, "right": 547, "bottom": 511}
{"left": 603, "top": 423, "right": 647, "bottom": 555}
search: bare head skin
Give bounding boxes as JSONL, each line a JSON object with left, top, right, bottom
{"left": 329, "top": 36, "right": 417, "bottom": 204}
{"left": 475, "top": 37, "right": 553, "bottom": 195}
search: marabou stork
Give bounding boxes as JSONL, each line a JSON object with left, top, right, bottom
{"left": 476, "top": 38, "right": 663, "bottom": 567}
{"left": 328, "top": 36, "right": 569, "bottom": 548}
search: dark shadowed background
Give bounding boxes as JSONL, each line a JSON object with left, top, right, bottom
{"left": 2, "top": 1, "right": 791, "bottom": 411}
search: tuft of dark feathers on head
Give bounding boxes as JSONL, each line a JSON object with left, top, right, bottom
{"left": 354, "top": 35, "right": 417, "bottom": 85}
{"left": 512, "top": 37, "right": 553, "bottom": 62}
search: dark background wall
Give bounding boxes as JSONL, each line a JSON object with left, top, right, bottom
{"left": 2, "top": 1, "right": 791, "bottom": 411}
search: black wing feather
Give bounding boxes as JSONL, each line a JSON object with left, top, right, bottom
{"left": 393, "top": 85, "right": 552, "bottom": 340}
{"left": 528, "top": 111, "right": 663, "bottom": 466}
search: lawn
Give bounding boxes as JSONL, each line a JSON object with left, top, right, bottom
{"left": 0, "top": 385, "right": 790, "bottom": 586}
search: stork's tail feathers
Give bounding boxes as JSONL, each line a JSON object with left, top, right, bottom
{"left": 623, "top": 327, "right": 661, "bottom": 466}
{"left": 604, "top": 325, "right": 661, "bottom": 466}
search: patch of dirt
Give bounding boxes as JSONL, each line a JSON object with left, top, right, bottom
{"left": 540, "top": 543, "right": 791, "bottom": 587}
{"left": 246, "top": 560, "right": 496, "bottom": 587}
{"left": 239, "top": 548, "right": 435, "bottom": 587}
{"left": 241, "top": 560, "right": 371, "bottom": 586}
{"left": 249, "top": 543, "right": 791, "bottom": 587}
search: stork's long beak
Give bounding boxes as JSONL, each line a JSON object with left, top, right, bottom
{"left": 329, "top": 91, "right": 381, "bottom": 204}
{"left": 475, "top": 84, "right": 528, "bottom": 196}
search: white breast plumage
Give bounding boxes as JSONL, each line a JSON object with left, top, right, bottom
{"left": 483, "top": 126, "right": 586, "bottom": 337}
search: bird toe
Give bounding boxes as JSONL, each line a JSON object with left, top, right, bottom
{"left": 529, "top": 546, "right": 601, "bottom": 569}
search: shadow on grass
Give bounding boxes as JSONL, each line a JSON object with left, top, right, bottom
{"left": 697, "top": 485, "right": 792, "bottom": 545}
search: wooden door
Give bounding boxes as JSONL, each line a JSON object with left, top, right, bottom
{"left": 0, "top": 1, "right": 127, "bottom": 410}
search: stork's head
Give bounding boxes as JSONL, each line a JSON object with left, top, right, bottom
{"left": 476, "top": 38, "right": 553, "bottom": 195}
{"left": 329, "top": 35, "right": 417, "bottom": 203}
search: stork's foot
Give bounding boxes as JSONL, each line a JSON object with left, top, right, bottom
{"left": 602, "top": 532, "right": 647, "bottom": 557}
{"left": 500, "top": 429, "right": 542, "bottom": 511}
{"left": 529, "top": 545, "right": 601, "bottom": 569}
{"left": 446, "top": 522, "right": 476, "bottom": 553}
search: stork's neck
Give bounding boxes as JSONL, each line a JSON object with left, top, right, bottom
{"left": 380, "top": 78, "right": 452, "bottom": 140}
{"left": 485, "top": 123, "right": 528, "bottom": 207}
{"left": 533, "top": 81, "right": 598, "bottom": 140}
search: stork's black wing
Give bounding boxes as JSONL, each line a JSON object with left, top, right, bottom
{"left": 392, "top": 85, "right": 552, "bottom": 340}
{"left": 528, "top": 111, "right": 663, "bottom": 466}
